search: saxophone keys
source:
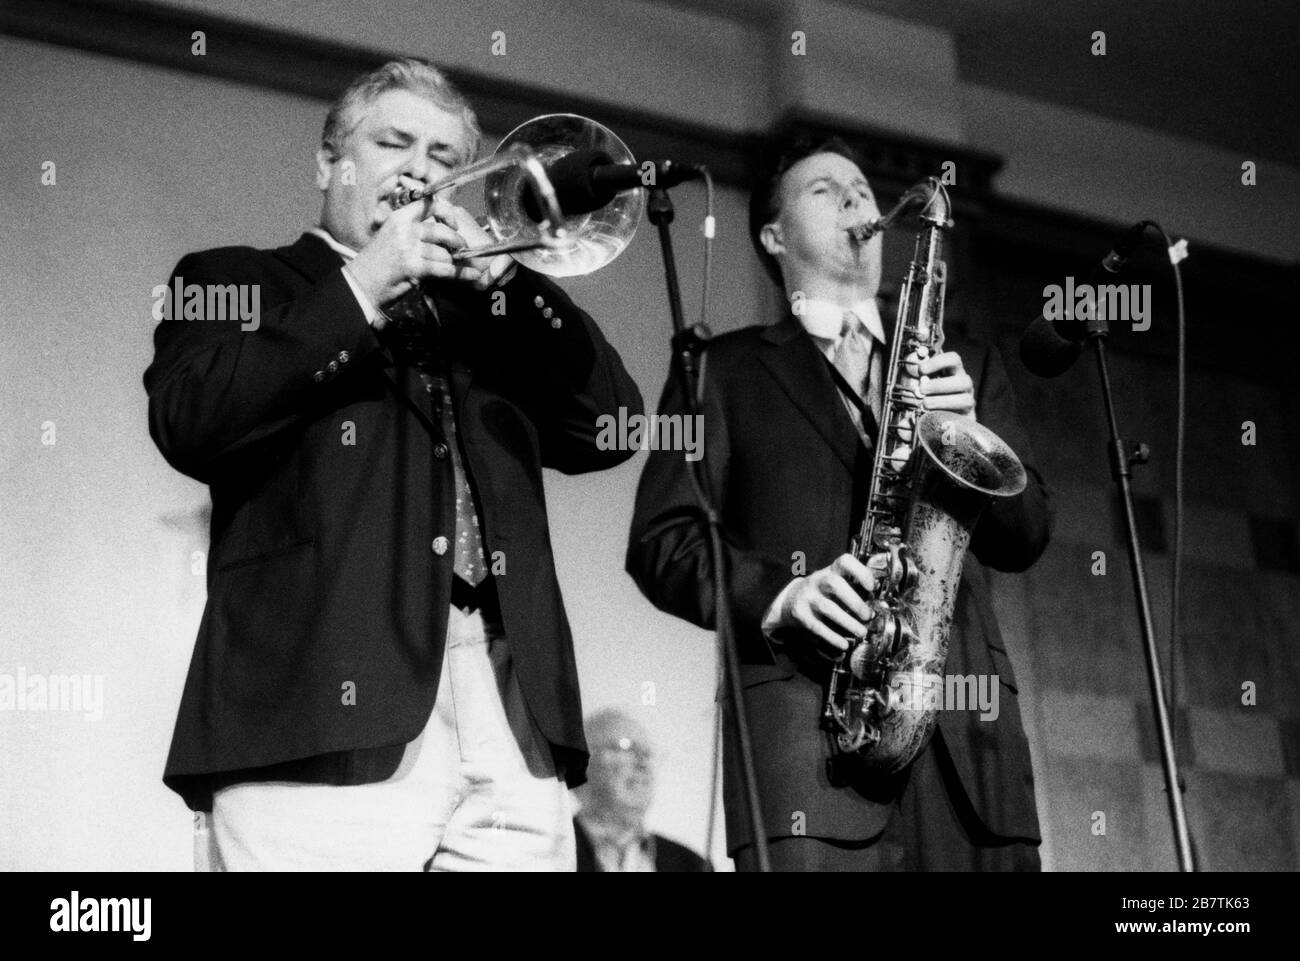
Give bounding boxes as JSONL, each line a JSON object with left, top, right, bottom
{"left": 898, "top": 553, "right": 919, "bottom": 592}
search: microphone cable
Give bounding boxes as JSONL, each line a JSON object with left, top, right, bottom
{"left": 1122, "top": 221, "right": 1190, "bottom": 780}
{"left": 1152, "top": 222, "right": 1189, "bottom": 771}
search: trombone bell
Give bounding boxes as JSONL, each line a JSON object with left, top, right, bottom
{"left": 485, "top": 114, "right": 643, "bottom": 277}
{"left": 387, "top": 114, "right": 643, "bottom": 278}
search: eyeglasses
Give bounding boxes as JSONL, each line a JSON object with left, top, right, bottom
{"left": 594, "top": 737, "right": 654, "bottom": 764}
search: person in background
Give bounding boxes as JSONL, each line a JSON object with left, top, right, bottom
{"left": 573, "top": 708, "right": 711, "bottom": 872}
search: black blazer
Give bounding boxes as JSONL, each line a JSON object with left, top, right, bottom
{"left": 573, "top": 819, "right": 711, "bottom": 872}
{"left": 145, "top": 233, "right": 643, "bottom": 809}
{"left": 626, "top": 313, "right": 1052, "bottom": 852}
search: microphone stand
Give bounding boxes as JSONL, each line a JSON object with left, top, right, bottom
{"left": 1085, "top": 312, "right": 1195, "bottom": 871}
{"left": 646, "top": 182, "right": 771, "bottom": 872}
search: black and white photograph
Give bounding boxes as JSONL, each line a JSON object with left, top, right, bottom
{"left": 0, "top": 0, "right": 1295, "bottom": 934}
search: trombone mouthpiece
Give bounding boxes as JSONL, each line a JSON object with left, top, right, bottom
{"left": 389, "top": 184, "right": 432, "bottom": 209}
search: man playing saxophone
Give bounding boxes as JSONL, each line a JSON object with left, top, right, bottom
{"left": 626, "top": 134, "right": 1053, "bottom": 871}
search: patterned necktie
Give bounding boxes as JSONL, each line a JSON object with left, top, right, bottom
{"left": 832, "top": 310, "right": 883, "bottom": 443}
{"left": 379, "top": 288, "right": 439, "bottom": 373}
{"left": 427, "top": 375, "right": 489, "bottom": 586}
{"left": 380, "top": 290, "right": 488, "bottom": 586}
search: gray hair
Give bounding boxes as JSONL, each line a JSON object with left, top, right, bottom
{"left": 321, "top": 57, "right": 481, "bottom": 160}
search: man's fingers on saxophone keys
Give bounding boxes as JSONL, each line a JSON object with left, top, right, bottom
{"left": 919, "top": 372, "right": 972, "bottom": 397}
{"left": 832, "top": 554, "right": 877, "bottom": 597}
{"left": 917, "top": 353, "right": 975, "bottom": 417}
{"left": 811, "top": 590, "right": 863, "bottom": 642}
{"left": 821, "top": 570, "right": 873, "bottom": 623}
{"left": 918, "top": 350, "right": 966, "bottom": 378}
{"left": 920, "top": 387, "right": 975, "bottom": 416}
{"left": 788, "top": 587, "right": 854, "bottom": 652}
{"left": 803, "top": 602, "right": 853, "bottom": 656}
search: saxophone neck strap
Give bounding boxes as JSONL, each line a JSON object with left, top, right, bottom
{"left": 822, "top": 355, "right": 880, "bottom": 446}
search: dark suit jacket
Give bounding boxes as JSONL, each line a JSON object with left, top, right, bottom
{"left": 145, "top": 233, "right": 643, "bottom": 809}
{"left": 573, "top": 819, "right": 711, "bottom": 872}
{"left": 626, "top": 312, "right": 1052, "bottom": 853}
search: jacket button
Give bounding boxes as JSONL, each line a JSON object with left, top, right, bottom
{"left": 338, "top": 350, "right": 350, "bottom": 363}
{"left": 542, "top": 307, "right": 553, "bottom": 319}
{"left": 327, "top": 360, "right": 339, "bottom": 373}
{"left": 432, "top": 536, "right": 449, "bottom": 556}
{"left": 551, "top": 317, "right": 562, "bottom": 329}
{"left": 313, "top": 370, "right": 325, "bottom": 382}
{"left": 533, "top": 295, "right": 545, "bottom": 309}
{"left": 434, "top": 443, "right": 448, "bottom": 459}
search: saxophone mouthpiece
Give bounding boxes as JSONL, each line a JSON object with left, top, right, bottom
{"left": 847, "top": 178, "right": 946, "bottom": 243}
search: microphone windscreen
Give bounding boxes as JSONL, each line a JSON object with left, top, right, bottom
{"left": 521, "top": 149, "right": 613, "bottom": 221}
{"left": 1020, "top": 315, "right": 1083, "bottom": 377}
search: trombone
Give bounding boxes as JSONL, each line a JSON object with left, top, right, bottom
{"left": 386, "top": 114, "right": 643, "bottom": 278}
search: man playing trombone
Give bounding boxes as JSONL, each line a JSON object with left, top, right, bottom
{"left": 145, "top": 58, "right": 643, "bottom": 871}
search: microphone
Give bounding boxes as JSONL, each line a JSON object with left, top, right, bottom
{"left": 1020, "top": 220, "right": 1149, "bottom": 377}
{"left": 1101, "top": 220, "right": 1150, "bottom": 274}
{"left": 521, "top": 150, "right": 701, "bottom": 221}
{"left": 1019, "top": 313, "right": 1084, "bottom": 377}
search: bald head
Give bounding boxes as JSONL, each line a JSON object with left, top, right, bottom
{"left": 587, "top": 708, "right": 651, "bottom": 750}
{"left": 583, "top": 709, "right": 656, "bottom": 823}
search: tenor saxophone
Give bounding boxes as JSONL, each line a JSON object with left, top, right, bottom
{"left": 822, "top": 177, "right": 1027, "bottom": 773}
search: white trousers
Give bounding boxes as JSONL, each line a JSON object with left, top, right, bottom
{"left": 200, "top": 606, "right": 575, "bottom": 871}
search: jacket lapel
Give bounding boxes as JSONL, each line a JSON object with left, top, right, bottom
{"left": 274, "top": 232, "right": 347, "bottom": 285}
{"left": 757, "top": 314, "right": 864, "bottom": 471}
{"left": 277, "top": 233, "right": 444, "bottom": 435}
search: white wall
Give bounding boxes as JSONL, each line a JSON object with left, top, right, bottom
{"left": 163, "top": 0, "right": 1300, "bottom": 262}
{"left": 165, "top": 0, "right": 767, "bottom": 131}
{"left": 1, "top": 37, "right": 321, "bottom": 871}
